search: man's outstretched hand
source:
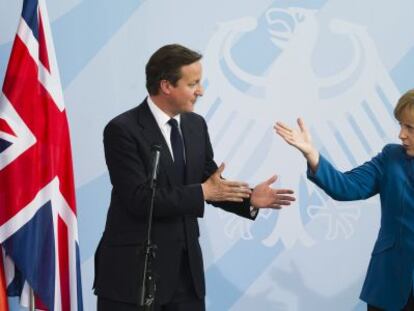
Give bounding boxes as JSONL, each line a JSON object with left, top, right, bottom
{"left": 251, "top": 175, "right": 295, "bottom": 209}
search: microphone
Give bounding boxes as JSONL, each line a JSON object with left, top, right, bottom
{"left": 150, "top": 145, "right": 161, "bottom": 189}
{"left": 140, "top": 144, "right": 161, "bottom": 307}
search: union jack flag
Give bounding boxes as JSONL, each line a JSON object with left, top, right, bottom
{"left": 0, "top": 0, "right": 83, "bottom": 310}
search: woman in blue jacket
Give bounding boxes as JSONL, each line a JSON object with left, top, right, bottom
{"left": 275, "top": 89, "right": 414, "bottom": 311}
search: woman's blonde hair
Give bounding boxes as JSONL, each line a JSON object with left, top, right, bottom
{"left": 394, "top": 89, "right": 414, "bottom": 120}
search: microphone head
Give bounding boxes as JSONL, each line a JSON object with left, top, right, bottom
{"left": 151, "top": 144, "right": 162, "bottom": 152}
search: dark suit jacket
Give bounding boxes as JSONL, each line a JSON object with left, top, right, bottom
{"left": 93, "top": 99, "right": 255, "bottom": 305}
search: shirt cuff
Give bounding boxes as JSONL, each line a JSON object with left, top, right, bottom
{"left": 249, "top": 206, "right": 259, "bottom": 218}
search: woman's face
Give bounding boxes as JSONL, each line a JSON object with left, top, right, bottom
{"left": 398, "top": 108, "right": 414, "bottom": 156}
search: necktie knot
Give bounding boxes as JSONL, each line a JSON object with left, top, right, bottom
{"left": 168, "top": 118, "right": 179, "bottom": 129}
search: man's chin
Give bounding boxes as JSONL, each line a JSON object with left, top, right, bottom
{"left": 175, "top": 106, "right": 194, "bottom": 114}
{"left": 184, "top": 105, "right": 195, "bottom": 112}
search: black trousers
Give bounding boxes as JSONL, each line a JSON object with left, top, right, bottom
{"left": 97, "top": 250, "right": 205, "bottom": 311}
{"left": 368, "top": 291, "right": 414, "bottom": 311}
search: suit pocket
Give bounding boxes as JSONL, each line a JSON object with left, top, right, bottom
{"left": 371, "top": 235, "right": 395, "bottom": 255}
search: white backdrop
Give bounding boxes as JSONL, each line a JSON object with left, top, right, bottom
{"left": 1, "top": 0, "right": 414, "bottom": 310}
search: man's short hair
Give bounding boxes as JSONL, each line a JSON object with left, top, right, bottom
{"left": 145, "top": 44, "right": 202, "bottom": 95}
{"left": 394, "top": 89, "right": 414, "bottom": 121}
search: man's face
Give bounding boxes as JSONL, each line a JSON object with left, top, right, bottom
{"left": 398, "top": 107, "right": 414, "bottom": 157}
{"left": 167, "top": 61, "right": 203, "bottom": 114}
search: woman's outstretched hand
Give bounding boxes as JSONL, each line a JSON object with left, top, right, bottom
{"left": 274, "top": 118, "right": 320, "bottom": 171}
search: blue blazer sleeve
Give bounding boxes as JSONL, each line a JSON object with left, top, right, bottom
{"left": 307, "top": 147, "right": 388, "bottom": 201}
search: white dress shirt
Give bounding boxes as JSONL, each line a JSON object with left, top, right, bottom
{"left": 147, "top": 96, "right": 184, "bottom": 161}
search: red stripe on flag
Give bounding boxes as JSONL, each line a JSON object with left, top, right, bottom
{"left": 34, "top": 293, "right": 48, "bottom": 310}
{"left": 58, "top": 216, "right": 70, "bottom": 311}
{"left": 0, "top": 35, "right": 76, "bottom": 226}
{"left": 0, "top": 118, "right": 16, "bottom": 137}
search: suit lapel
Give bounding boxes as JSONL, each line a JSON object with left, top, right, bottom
{"left": 181, "top": 113, "right": 201, "bottom": 184}
{"left": 137, "top": 100, "right": 179, "bottom": 184}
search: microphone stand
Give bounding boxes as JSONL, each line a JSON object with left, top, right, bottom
{"left": 139, "top": 147, "right": 160, "bottom": 310}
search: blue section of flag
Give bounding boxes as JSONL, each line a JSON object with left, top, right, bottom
{"left": 0, "top": 137, "right": 12, "bottom": 153}
{"left": 3, "top": 201, "right": 55, "bottom": 309}
{"left": 6, "top": 267, "right": 23, "bottom": 297}
{"left": 22, "top": 0, "right": 39, "bottom": 41}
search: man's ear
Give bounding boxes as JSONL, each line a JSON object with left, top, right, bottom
{"left": 159, "top": 80, "right": 172, "bottom": 95}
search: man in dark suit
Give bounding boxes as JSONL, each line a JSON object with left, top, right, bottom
{"left": 94, "top": 44, "right": 295, "bottom": 311}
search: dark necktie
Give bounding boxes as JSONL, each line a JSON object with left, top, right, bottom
{"left": 168, "top": 118, "right": 185, "bottom": 184}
